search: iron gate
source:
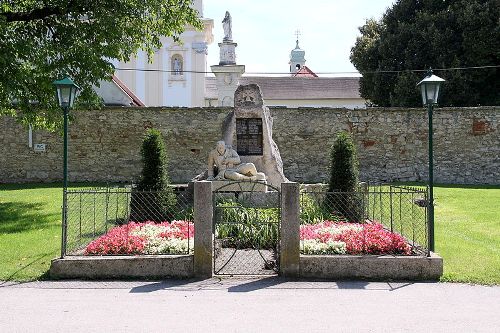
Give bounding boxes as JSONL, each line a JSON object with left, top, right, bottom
{"left": 213, "top": 181, "right": 281, "bottom": 275}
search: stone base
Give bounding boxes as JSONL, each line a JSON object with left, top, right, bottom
{"left": 218, "top": 42, "right": 237, "bottom": 65}
{"left": 212, "top": 180, "right": 268, "bottom": 192}
{"left": 299, "top": 252, "right": 443, "bottom": 281}
{"left": 50, "top": 255, "right": 194, "bottom": 279}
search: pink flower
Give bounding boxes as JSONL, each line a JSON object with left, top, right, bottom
{"left": 300, "top": 221, "right": 411, "bottom": 255}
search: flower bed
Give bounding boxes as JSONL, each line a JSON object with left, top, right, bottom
{"left": 85, "top": 221, "right": 194, "bottom": 255}
{"left": 300, "top": 221, "right": 411, "bottom": 255}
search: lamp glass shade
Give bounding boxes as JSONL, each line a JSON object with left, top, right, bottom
{"left": 53, "top": 77, "right": 80, "bottom": 108}
{"left": 417, "top": 73, "right": 445, "bottom": 106}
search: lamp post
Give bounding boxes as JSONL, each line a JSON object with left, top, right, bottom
{"left": 53, "top": 77, "right": 79, "bottom": 258}
{"left": 417, "top": 70, "right": 445, "bottom": 254}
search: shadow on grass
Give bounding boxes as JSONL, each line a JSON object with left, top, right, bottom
{"left": 0, "top": 252, "right": 55, "bottom": 284}
{"left": 0, "top": 201, "right": 58, "bottom": 234}
{"left": 0, "top": 182, "right": 125, "bottom": 191}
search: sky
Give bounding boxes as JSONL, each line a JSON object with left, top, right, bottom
{"left": 203, "top": 0, "right": 396, "bottom": 76}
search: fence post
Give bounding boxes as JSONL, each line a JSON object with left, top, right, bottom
{"left": 194, "top": 181, "right": 213, "bottom": 278}
{"left": 280, "top": 182, "right": 300, "bottom": 277}
{"left": 61, "top": 189, "right": 68, "bottom": 258}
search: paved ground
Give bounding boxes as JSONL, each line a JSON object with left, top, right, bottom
{"left": 1, "top": 278, "right": 499, "bottom": 333}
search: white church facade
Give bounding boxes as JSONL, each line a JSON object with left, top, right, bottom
{"left": 97, "top": 1, "right": 366, "bottom": 109}
{"left": 109, "top": 0, "right": 214, "bottom": 107}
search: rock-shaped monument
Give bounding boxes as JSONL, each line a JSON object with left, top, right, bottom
{"left": 221, "top": 84, "right": 288, "bottom": 187}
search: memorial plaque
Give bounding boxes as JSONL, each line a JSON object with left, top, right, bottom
{"left": 236, "top": 118, "right": 263, "bottom": 155}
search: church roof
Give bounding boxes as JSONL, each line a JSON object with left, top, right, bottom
{"left": 293, "top": 66, "right": 318, "bottom": 78}
{"left": 205, "top": 76, "right": 361, "bottom": 100}
{"left": 111, "top": 75, "right": 146, "bottom": 106}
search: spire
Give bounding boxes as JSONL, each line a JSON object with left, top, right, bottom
{"left": 289, "top": 30, "right": 306, "bottom": 74}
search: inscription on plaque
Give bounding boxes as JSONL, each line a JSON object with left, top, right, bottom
{"left": 236, "top": 118, "right": 263, "bottom": 155}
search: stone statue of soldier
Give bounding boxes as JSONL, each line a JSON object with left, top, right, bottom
{"left": 207, "top": 141, "right": 265, "bottom": 181}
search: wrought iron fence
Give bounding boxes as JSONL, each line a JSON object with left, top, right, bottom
{"left": 62, "top": 186, "right": 194, "bottom": 256}
{"left": 300, "top": 185, "right": 429, "bottom": 255}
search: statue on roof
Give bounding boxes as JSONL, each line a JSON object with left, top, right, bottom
{"left": 222, "top": 11, "right": 232, "bottom": 42}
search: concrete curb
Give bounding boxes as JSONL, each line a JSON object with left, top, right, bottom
{"left": 300, "top": 252, "right": 443, "bottom": 280}
{"left": 50, "top": 255, "right": 194, "bottom": 279}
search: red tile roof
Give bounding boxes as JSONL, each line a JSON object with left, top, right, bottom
{"left": 293, "top": 66, "right": 318, "bottom": 78}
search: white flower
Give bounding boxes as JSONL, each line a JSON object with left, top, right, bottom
{"left": 301, "top": 239, "right": 346, "bottom": 255}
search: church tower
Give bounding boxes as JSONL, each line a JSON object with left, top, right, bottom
{"left": 289, "top": 39, "right": 306, "bottom": 74}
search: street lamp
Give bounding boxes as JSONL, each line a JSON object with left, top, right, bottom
{"left": 53, "top": 77, "right": 79, "bottom": 258}
{"left": 417, "top": 69, "right": 445, "bottom": 254}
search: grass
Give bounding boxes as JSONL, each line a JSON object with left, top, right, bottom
{"left": 0, "top": 183, "right": 62, "bottom": 281}
{"left": 0, "top": 182, "right": 499, "bottom": 284}
{"left": 0, "top": 183, "right": 107, "bottom": 282}
{"left": 433, "top": 184, "right": 500, "bottom": 285}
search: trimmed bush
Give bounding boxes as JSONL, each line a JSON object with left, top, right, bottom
{"left": 326, "top": 132, "right": 363, "bottom": 222}
{"left": 131, "top": 128, "right": 176, "bottom": 222}
{"left": 328, "top": 131, "right": 359, "bottom": 192}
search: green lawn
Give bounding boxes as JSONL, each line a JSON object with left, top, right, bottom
{"left": 434, "top": 184, "right": 500, "bottom": 285}
{"left": 1, "top": 183, "right": 499, "bottom": 284}
{"left": 0, "top": 184, "right": 62, "bottom": 281}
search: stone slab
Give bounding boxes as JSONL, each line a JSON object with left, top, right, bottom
{"left": 212, "top": 180, "right": 268, "bottom": 192}
{"left": 300, "top": 252, "right": 443, "bottom": 280}
{"left": 50, "top": 255, "right": 194, "bottom": 279}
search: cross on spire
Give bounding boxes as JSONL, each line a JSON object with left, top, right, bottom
{"left": 294, "top": 29, "right": 301, "bottom": 40}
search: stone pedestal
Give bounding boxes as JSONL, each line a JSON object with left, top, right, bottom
{"left": 211, "top": 64, "right": 245, "bottom": 107}
{"left": 211, "top": 180, "right": 268, "bottom": 192}
{"left": 219, "top": 42, "right": 237, "bottom": 65}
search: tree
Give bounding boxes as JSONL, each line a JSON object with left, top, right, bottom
{"left": 0, "top": 1, "right": 201, "bottom": 129}
{"left": 326, "top": 132, "right": 362, "bottom": 222}
{"left": 350, "top": 0, "right": 499, "bottom": 107}
{"left": 132, "top": 128, "right": 176, "bottom": 222}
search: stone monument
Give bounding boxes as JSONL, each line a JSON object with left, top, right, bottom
{"left": 221, "top": 84, "right": 288, "bottom": 188}
{"left": 211, "top": 11, "right": 245, "bottom": 107}
{"left": 192, "top": 84, "right": 288, "bottom": 190}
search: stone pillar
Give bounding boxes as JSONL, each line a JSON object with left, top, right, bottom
{"left": 194, "top": 181, "right": 213, "bottom": 278}
{"left": 280, "top": 182, "right": 300, "bottom": 277}
{"left": 210, "top": 64, "right": 245, "bottom": 106}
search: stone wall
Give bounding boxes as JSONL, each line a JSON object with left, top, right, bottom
{"left": 1, "top": 106, "right": 498, "bottom": 185}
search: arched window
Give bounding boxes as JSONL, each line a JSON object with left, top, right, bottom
{"left": 171, "top": 54, "right": 183, "bottom": 75}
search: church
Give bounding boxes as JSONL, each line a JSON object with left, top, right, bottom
{"left": 97, "top": 0, "right": 365, "bottom": 109}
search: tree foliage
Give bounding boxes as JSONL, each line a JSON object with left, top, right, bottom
{"left": 350, "top": 0, "right": 499, "bottom": 107}
{"left": 0, "top": 0, "right": 201, "bottom": 129}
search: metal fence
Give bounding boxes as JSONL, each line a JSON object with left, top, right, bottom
{"left": 212, "top": 182, "right": 281, "bottom": 275}
{"left": 300, "top": 185, "right": 429, "bottom": 255}
{"left": 62, "top": 187, "right": 194, "bottom": 256}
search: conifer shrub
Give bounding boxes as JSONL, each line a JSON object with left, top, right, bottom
{"left": 131, "top": 128, "right": 176, "bottom": 222}
{"left": 326, "top": 131, "right": 363, "bottom": 222}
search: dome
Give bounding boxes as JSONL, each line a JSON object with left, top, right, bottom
{"left": 290, "top": 40, "right": 305, "bottom": 62}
